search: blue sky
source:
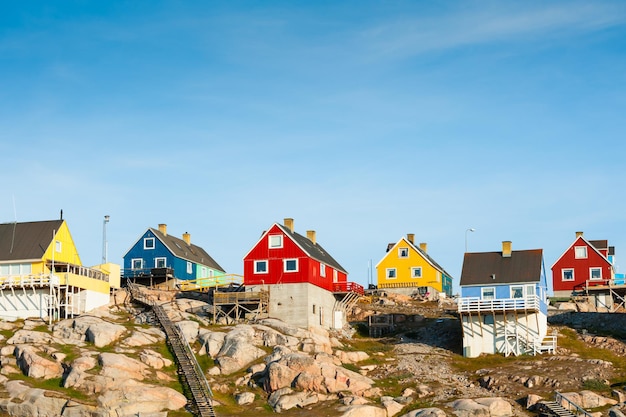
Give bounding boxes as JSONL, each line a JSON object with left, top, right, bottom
{"left": 1, "top": 1, "right": 625, "bottom": 294}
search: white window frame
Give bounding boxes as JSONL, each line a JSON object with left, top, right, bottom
{"left": 200, "top": 266, "right": 207, "bottom": 278}
{"left": 386, "top": 268, "right": 397, "bottom": 279}
{"left": 284, "top": 259, "right": 298, "bottom": 272}
{"left": 131, "top": 259, "right": 143, "bottom": 269}
{"left": 254, "top": 260, "right": 268, "bottom": 274}
{"left": 186, "top": 262, "right": 193, "bottom": 274}
{"left": 269, "top": 235, "right": 283, "bottom": 249}
{"left": 55, "top": 240, "right": 62, "bottom": 253}
{"left": 144, "top": 237, "right": 155, "bottom": 250}
{"left": 510, "top": 285, "right": 524, "bottom": 298}
{"left": 154, "top": 257, "right": 167, "bottom": 268}
{"left": 411, "top": 267, "right": 422, "bottom": 278}
{"left": 562, "top": 268, "right": 574, "bottom": 281}
{"left": 398, "top": 247, "right": 409, "bottom": 258}
{"left": 481, "top": 287, "right": 495, "bottom": 300}
{"left": 590, "top": 267, "right": 602, "bottom": 280}
{"left": 320, "top": 263, "right": 326, "bottom": 277}
{"left": 574, "top": 246, "right": 588, "bottom": 259}
{"left": 333, "top": 269, "right": 338, "bottom": 283}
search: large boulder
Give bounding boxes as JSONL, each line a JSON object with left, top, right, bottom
{"left": 401, "top": 408, "right": 447, "bottom": 417}
{"left": 176, "top": 320, "right": 200, "bottom": 344}
{"left": 0, "top": 384, "right": 68, "bottom": 417}
{"left": 447, "top": 398, "right": 512, "bottom": 417}
{"left": 198, "top": 330, "right": 226, "bottom": 357}
{"left": 99, "top": 352, "right": 149, "bottom": 381}
{"left": 97, "top": 379, "right": 187, "bottom": 415}
{"left": 53, "top": 316, "right": 126, "bottom": 348}
{"left": 121, "top": 327, "right": 165, "bottom": 347}
{"left": 6, "top": 330, "right": 55, "bottom": 346}
{"left": 14, "top": 345, "right": 64, "bottom": 379}
{"left": 215, "top": 325, "right": 266, "bottom": 375}
{"left": 339, "top": 404, "right": 387, "bottom": 417}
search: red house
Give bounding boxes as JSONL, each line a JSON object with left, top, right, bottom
{"left": 243, "top": 217, "right": 349, "bottom": 291}
{"left": 551, "top": 231, "right": 614, "bottom": 297}
{"left": 243, "top": 218, "right": 362, "bottom": 329}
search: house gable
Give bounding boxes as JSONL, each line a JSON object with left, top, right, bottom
{"left": 243, "top": 220, "right": 348, "bottom": 291}
{"left": 551, "top": 234, "right": 613, "bottom": 294}
{"left": 376, "top": 236, "right": 453, "bottom": 295}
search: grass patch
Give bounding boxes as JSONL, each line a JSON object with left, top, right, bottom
{"left": 374, "top": 371, "right": 415, "bottom": 397}
{"left": 10, "top": 375, "right": 95, "bottom": 404}
{"left": 583, "top": 378, "right": 610, "bottom": 391}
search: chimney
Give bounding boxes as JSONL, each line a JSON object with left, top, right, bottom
{"left": 158, "top": 224, "right": 167, "bottom": 236}
{"left": 576, "top": 231, "right": 584, "bottom": 238}
{"left": 284, "top": 218, "right": 294, "bottom": 233}
{"left": 407, "top": 234, "right": 415, "bottom": 244}
{"left": 183, "top": 232, "right": 191, "bottom": 245}
{"left": 502, "top": 241, "right": 512, "bottom": 258}
{"left": 307, "top": 230, "right": 316, "bottom": 245}
{"left": 419, "top": 242, "right": 428, "bottom": 253}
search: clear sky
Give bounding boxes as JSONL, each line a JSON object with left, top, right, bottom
{"left": 1, "top": 1, "right": 625, "bottom": 294}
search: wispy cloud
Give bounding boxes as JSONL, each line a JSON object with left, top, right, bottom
{"left": 361, "top": 2, "right": 626, "bottom": 58}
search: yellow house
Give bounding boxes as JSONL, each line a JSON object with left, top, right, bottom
{"left": 0, "top": 218, "right": 118, "bottom": 321}
{"left": 376, "top": 234, "right": 453, "bottom": 297}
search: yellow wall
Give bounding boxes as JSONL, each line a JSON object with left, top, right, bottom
{"left": 60, "top": 273, "right": 110, "bottom": 294}
{"left": 42, "top": 221, "right": 82, "bottom": 268}
{"left": 376, "top": 238, "right": 443, "bottom": 292}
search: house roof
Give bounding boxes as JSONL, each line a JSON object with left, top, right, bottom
{"left": 0, "top": 220, "right": 64, "bottom": 262}
{"left": 149, "top": 228, "right": 225, "bottom": 272}
{"left": 460, "top": 249, "right": 543, "bottom": 286}
{"left": 589, "top": 240, "right": 608, "bottom": 250}
{"left": 275, "top": 223, "right": 348, "bottom": 274}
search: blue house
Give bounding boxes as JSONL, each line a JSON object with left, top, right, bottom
{"left": 457, "top": 241, "right": 555, "bottom": 358}
{"left": 122, "top": 223, "right": 226, "bottom": 288}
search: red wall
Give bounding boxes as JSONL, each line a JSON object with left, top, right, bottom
{"left": 552, "top": 237, "right": 612, "bottom": 293}
{"left": 243, "top": 224, "right": 347, "bottom": 292}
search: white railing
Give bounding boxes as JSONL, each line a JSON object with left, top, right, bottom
{"left": 457, "top": 296, "right": 540, "bottom": 313}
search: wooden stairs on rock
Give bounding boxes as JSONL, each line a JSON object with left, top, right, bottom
{"left": 127, "top": 283, "right": 217, "bottom": 417}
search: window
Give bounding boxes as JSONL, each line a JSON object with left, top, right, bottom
{"left": 562, "top": 269, "right": 574, "bottom": 281}
{"left": 155, "top": 258, "right": 166, "bottom": 268}
{"left": 320, "top": 264, "right": 326, "bottom": 277}
{"left": 187, "top": 262, "right": 193, "bottom": 274}
{"left": 269, "top": 235, "right": 283, "bottom": 248}
{"left": 55, "top": 241, "right": 62, "bottom": 253}
{"left": 386, "top": 268, "right": 397, "bottom": 279}
{"left": 526, "top": 285, "right": 535, "bottom": 297}
{"left": 574, "top": 246, "right": 588, "bottom": 259}
{"left": 590, "top": 267, "right": 602, "bottom": 280}
{"left": 411, "top": 267, "right": 422, "bottom": 278}
{"left": 398, "top": 248, "right": 409, "bottom": 258}
{"left": 1, "top": 264, "right": 31, "bottom": 276}
{"left": 333, "top": 270, "right": 338, "bottom": 283}
{"left": 481, "top": 287, "right": 495, "bottom": 300}
{"left": 254, "top": 260, "right": 268, "bottom": 274}
{"left": 312, "top": 304, "right": 316, "bottom": 314}
{"left": 144, "top": 237, "right": 155, "bottom": 249}
{"left": 284, "top": 259, "right": 298, "bottom": 272}
{"left": 132, "top": 259, "right": 143, "bottom": 269}
{"left": 483, "top": 315, "right": 494, "bottom": 325}
{"left": 511, "top": 286, "right": 524, "bottom": 298}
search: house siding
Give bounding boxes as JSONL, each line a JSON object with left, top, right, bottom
{"left": 551, "top": 237, "right": 613, "bottom": 296}
{"left": 243, "top": 224, "right": 347, "bottom": 292}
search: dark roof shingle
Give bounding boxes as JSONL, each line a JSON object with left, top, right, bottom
{"left": 150, "top": 228, "right": 225, "bottom": 273}
{"left": 0, "top": 220, "right": 64, "bottom": 262}
{"left": 460, "top": 249, "right": 543, "bottom": 286}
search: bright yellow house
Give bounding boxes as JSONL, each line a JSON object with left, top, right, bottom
{"left": 0, "top": 218, "right": 119, "bottom": 321}
{"left": 376, "top": 234, "right": 453, "bottom": 297}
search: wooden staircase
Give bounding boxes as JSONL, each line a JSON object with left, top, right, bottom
{"left": 127, "top": 284, "right": 217, "bottom": 417}
{"left": 541, "top": 401, "right": 576, "bottom": 417}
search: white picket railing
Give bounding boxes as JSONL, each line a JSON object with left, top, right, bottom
{"left": 457, "top": 296, "right": 540, "bottom": 313}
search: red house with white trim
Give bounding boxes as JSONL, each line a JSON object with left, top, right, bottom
{"left": 243, "top": 218, "right": 349, "bottom": 291}
{"left": 551, "top": 231, "right": 614, "bottom": 297}
{"left": 243, "top": 218, "right": 361, "bottom": 329}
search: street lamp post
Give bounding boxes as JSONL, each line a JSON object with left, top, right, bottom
{"left": 102, "top": 215, "right": 110, "bottom": 264}
{"left": 465, "top": 228, "right": 475, "bottom": 252}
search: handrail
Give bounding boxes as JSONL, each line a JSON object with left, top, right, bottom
{"left": 555, "top": 392, "right": 594, "bottom": 417}
{"left": 333, "top": 281, "right": 364, "bottom": 295}
{"left": 457, "top": 296, "right": 540, "bottom": 313}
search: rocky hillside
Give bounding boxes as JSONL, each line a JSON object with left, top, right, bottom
{"left": 0, "top": 289, "right": 626, "bottom": 417}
